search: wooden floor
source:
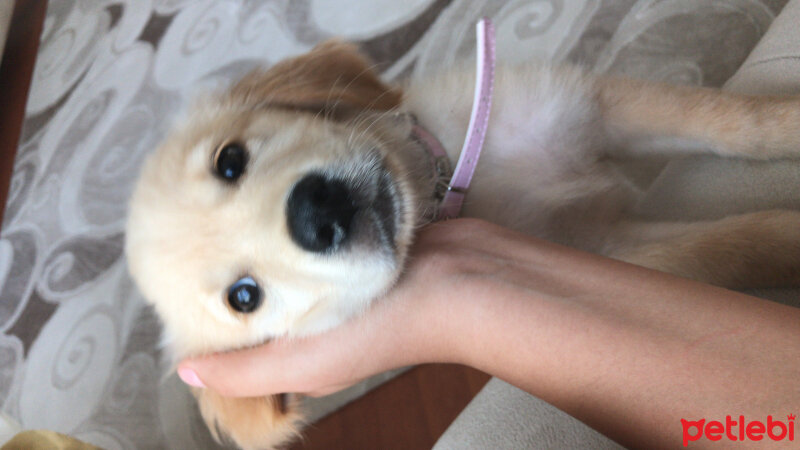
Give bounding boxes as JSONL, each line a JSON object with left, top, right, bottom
{"left": 291, "top": 365, "right": 490, "bottom": 449}
{"left": 0, "top": 2, "right": 491, "bottom": 448}
{"left": 0, "top": 0, "right": 46, "bottom": 226}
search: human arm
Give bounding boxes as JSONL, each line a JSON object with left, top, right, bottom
{"left": 178, "top": 218, "right": 800, "bottom": 448}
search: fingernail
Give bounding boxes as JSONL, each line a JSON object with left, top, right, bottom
{"left": 177, "top": 367, "right": 205, "bottom": 388}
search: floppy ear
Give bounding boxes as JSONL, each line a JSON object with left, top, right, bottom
{"left": 227, "top": 40, "right": 402, "bottom": 118}
{"left": 194, "top": 388, "right": 304, "bottom": 449}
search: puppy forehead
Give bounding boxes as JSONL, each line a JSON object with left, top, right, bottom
{"left": 174, "top": 110, "right": 366, "bottom": 177}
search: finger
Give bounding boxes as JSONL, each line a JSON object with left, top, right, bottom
{"left": 177, "top": 298, "right": 404, "bottom": 397}
{"left": 413, "top": 218, "right": 523, "bottom": 257}
{"left": 304, "top": 380, "right": 364, "bottom": 398}
{"left": 417, "top": 218, "right": 564, "bottom": 267}
{"left": 178, "top": 335, "right": 344, "bottom": 397}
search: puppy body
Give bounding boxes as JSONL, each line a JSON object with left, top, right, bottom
{"left": 407, "top": 62, "right": 620, "bottom": 250}
{"left": 408, "top": 62, "right": 800, "bottom": 287}
{"left": 126, "top": 42, "right": 800, "bottom": 449}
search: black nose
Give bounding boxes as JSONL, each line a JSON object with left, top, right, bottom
{"left": 287, "top": 174, "right": 357, "bottom": 253}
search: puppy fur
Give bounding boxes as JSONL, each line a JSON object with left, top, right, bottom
{"left": 126, "top": 40, "right": 800, "bottom": 449}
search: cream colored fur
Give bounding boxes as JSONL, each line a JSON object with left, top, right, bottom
{"left": 125, "top": 41, "right": 800, "bottom": 449}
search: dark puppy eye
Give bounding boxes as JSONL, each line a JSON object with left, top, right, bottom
{"left": 227, "top": 276, "right": 261, "bottom": 313}
{"left": 214, "top": 142, "right": 248, "bottom": 182}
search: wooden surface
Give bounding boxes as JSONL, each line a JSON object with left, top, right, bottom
{"left": 0, "top": 2, "right": 491, "bottom": 448}
{"left": 0, "top": 0, "right": 46, "bottom": 225}
{"left": 291, "top": 364, "right": 490, "bottom": 450}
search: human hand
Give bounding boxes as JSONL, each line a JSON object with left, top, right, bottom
{"left": 176, "top": 218, "right": 500, "bottom": 398}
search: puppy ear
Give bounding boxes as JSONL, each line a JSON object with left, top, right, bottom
{"left": 227, "top": 40, "right": 402, "bottom": 118}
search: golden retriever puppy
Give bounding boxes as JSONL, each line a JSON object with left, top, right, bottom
{"left": 125, "top": 40, "right": 800, "bottom": 449}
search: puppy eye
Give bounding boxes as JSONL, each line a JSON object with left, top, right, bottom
{"left": 213, "top": 142, "right": 248, "bottom": 182}
{"left": 227, "top": 276, "right": 261, "bottom": 313}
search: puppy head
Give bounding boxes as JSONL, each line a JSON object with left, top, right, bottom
{"left": 126, "top": 41, "right": 432, "bottom": 358}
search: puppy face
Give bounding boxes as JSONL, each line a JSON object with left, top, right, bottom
{"left": 125, "top": 42, "right": 433, "bottom": 357}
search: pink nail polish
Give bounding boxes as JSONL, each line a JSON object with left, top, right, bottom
{"left": 177, "top": 367, "right": 206, "bottom": 388}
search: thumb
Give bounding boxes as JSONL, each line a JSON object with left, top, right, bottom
{"left": 176, "top": 338, "right": 316, "bottom": 397}
{"left": 175, "top": 287, "right": 428, "bottom": 397}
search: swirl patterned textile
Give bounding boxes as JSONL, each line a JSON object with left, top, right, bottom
{"left": 0, "top": 0, "right": 790, "bottom": 448}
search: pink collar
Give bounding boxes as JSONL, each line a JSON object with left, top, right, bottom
{"left": 440, "top": 18, "right": 496, "bottom": 219}
{"left": 413, "top": 18, "right": 496, "bottom": 221}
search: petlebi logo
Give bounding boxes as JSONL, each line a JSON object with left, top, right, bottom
{"left": 681, "top": 414, "right": 796, "bottom": 446}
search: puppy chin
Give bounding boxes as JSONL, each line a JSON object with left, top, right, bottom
{"left": 286, "top": 249, "right": 401, "bottom": 337}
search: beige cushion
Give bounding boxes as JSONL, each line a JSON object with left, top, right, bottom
{"left": 726, "top": 0, "right": 800, "bottom": 96}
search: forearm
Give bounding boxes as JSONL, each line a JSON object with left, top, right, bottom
{"left": 436, "top": 232, "right": 800, "bottom": 448}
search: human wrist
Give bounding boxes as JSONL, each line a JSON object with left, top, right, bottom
{"left": 403, "top": 249, "right": 504, "bottom": 368}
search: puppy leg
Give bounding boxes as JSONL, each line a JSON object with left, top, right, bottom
{"left": 193, "top": 388, "right": 304, "bottom": 450}
{"left": 604, "top": 210, "right": 800, "bottom": 289}
{"left": 597, "top": 77, "right": 800, "bottom": 159}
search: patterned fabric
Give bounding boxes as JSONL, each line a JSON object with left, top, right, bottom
{"left": 0, "top": 1, "right": 788, "bottom": 448}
